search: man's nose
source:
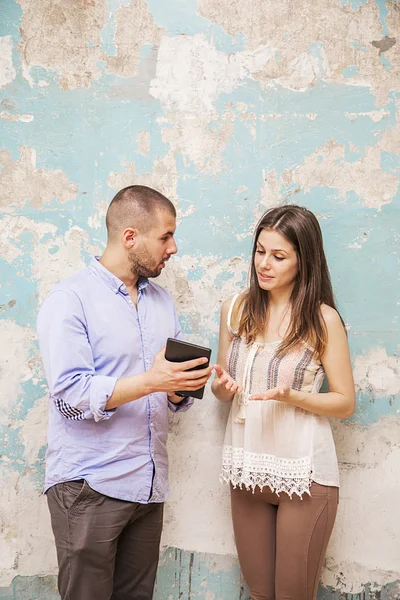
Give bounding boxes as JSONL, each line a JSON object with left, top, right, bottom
{"left": 167, "top": 239, "right": 178, "bottom": 255}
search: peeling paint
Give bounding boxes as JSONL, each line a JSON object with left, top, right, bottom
{"left": 17, "top": 0, "right": 107, "bottom": 89}
{"left": 137, "top": 130, "right": 151, "bottom": 156}
{"left": 108, "top": 151, "right": 179, "bottom": 206}
{"left": 105, "top": 0, "right": 162, "bottom": 78}
{"left": 0, "top": 36, "right": 16, "bottom": 88}
{"left": 353, "top": 347, "right": 400, "bottom": 396}
{"left": 371, "top": 35, "right": 397, "bottom": 54}
{"left": 199, "top": 0, "right": 400, "bottom": 104}
{"left": 292, "top": 139, "right": 399, "bottom": 210}
{"left": 0, "top": 112, "right": 34, "bottom": 122}
{"left": 150, "top": 35, "right": 277, "bottom": 115}
{"left": 0, "top": 147, "right": 78, "bottom": 210}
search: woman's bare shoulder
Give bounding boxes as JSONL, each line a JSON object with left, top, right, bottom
{"left": 320, "top": 304, "right": 343, "bottom": 327}
{"left": 221, "top": 292, "right": 246, "bottom": 331}
{"left": 221, "top": 292, "right": 245, "bottom": 310}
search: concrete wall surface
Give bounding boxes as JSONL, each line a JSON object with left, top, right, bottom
{"left": 0, "top": 0, "right": 399, "bottom": 598}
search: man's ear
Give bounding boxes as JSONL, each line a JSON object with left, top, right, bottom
{"left": 123, "top": 227, "right": 138, "bottom": 248}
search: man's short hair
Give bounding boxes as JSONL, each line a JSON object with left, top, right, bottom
{"left": 106, "top": 185, "right": 176, "bottom": 241}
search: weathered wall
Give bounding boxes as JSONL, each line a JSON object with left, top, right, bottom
{"left": 0, "top": 0, "right": 399, "bottom": 598}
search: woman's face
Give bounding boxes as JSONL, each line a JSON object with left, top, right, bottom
{"left": 254, "top": 228, "right": 298, "bottom": 293}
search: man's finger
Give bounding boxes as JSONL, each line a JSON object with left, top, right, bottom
{"left": 187, "top": 378, "right": 212, "bottom": 391}
{"left": 184, "top": 365, "right": 214, "bottom": 379}
{"left": 181, "top": 371, "right": 213, "bottom": 385}
{"left": 176, "top": 356, "right": 209, "bottom": 371}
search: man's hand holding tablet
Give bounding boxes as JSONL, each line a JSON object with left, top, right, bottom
{"left": 165, "top": 338, "right": 212, "bottom": 399}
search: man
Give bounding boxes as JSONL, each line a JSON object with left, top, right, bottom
{"left": 37, "top": 185, "right": 213, "bottom": 600}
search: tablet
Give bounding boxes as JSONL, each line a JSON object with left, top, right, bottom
{"left": 165, "top": 338, "right": 212, "bottom": 399}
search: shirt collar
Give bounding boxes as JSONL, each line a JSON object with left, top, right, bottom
{"left": 90, "top": 257, "right": 149, "bottom": 295}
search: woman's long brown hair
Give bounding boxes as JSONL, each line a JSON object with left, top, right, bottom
{"left": 237, "top": 205, "right": 344, "bottom": 359}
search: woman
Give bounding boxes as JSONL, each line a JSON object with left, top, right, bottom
{"left": 212, "top": 205, "right": 355, "bottom": 600}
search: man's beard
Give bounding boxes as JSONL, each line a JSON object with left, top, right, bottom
{"left": 128, "top": 247, "right": 164, "bottom": 279}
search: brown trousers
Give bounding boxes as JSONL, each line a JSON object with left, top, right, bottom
{"left": 47, "top": 480, "right": 163, "bottom": 600}
{"left": 231, "top": 483, "right": 338, "bottom": 600}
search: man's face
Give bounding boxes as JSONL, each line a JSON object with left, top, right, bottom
{"left": 128, "top": 209, "right": 177, "bottom": 278}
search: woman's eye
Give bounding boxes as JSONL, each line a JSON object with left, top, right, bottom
{"left": 256, "top": 250, "right": 264, "bottom": 254}
{"left": 274, "top": 256, "right": 284, "bottom": 261}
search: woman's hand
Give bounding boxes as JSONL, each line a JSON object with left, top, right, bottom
{"left": 250, "top": 386, "right": 291, "bottom": 402}
{"left": 213, "top": 364, "right": 242, "bottom": 394}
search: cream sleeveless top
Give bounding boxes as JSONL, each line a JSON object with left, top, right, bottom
{"left": 220, "top": 295, "right": 340, "bottom": 498}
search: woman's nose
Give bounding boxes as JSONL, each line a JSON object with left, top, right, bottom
{"left": 262, "top": 255, "right": 271, "bottom": 270}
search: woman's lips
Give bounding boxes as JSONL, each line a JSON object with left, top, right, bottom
{"left": 257, "top": 272, "right": 274, "bottom": 281}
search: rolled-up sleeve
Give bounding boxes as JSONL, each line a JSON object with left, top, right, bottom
{"left": 167, "top": 305, "right": 195, "bottom": 413}
{"left": 37, "top": 290, "right": 117, "bottom": 422}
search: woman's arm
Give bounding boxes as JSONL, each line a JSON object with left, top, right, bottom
{"left": 212, "top": 297, "right": 242, "bottom": 402}
{"left": 250, "top": 305, "right": 356, "bottom": 419}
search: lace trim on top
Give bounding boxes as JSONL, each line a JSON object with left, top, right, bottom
{"left": 221, "top": 445, "right": 312, "bottom": 498}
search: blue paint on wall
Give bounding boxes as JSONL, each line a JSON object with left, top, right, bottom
{"left": 376, "top": 0, "right": 390, "bottom": 36}
{"left": 0, "top": 569, "right": 399, "bottom": 600}
{"left": 342, "top": 65, "right": 361, "bottom": 77}
{"left": 340, "top": 0, "right": 368, "bottom": 9}
{"left": 380, "top": 53, "right": 393, "bottom": 71}
{"left": 381, "top": 151, "right": 400, "bottom": 174}
{"left": 349, "top": 41, "right": 368, "bottom": 52}
{"left": 145, "top": 0, "right": 246, "bottom": 51}
{"left": 100, "top": 0, "right": 132, "bottom": 55}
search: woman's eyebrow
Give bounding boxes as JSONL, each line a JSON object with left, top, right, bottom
{"left": 257, "top": 242, "right": 288, "bottom": 255}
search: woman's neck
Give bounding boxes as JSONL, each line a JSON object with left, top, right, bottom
{"left": 267, "top": 287, "right": 292, "bottom": 311}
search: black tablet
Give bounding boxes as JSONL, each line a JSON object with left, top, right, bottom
{"left": 165, "top": 338, "right": 212, "bottom": 399}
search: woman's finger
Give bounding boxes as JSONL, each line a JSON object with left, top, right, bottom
{"left": 249, "top": 393, "right": 274, "bottom": 401}
{"left": 213, "top": 364, "right": 224, "bottom": 377}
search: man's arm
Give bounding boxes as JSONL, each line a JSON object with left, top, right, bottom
{"left": 105, "top": 350, "right": 211, "bottom": 410}
{"left": 37, "top": 290, "right": 118, "bottom": 422}
{"left": 37, "top": 290, "right": 212, "bottom": 422}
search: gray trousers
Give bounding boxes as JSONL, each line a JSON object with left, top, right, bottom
{"left": 47, "top": 480, "right": 164, "bottom": 600}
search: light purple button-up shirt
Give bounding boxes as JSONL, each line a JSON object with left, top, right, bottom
{"left": 37, "top": 257, "right": 193, "bottom": 503}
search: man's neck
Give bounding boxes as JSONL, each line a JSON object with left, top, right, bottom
{"left": 99, "top": 248, "right": 139, "bottom": 291}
